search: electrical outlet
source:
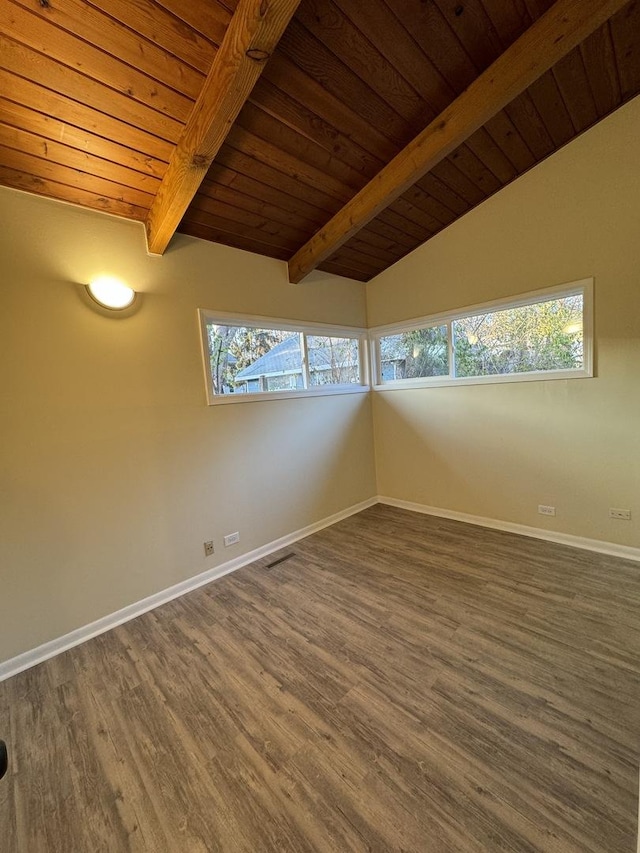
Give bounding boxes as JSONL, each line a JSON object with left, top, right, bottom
{"left": 224, "top": 532, "right": 240, "bottom": 547}
{"left": 204, "top": 541, "right": 214, "bottom": 557}
{"left": 538, "top": 505, "right": 556, "bottom": 516}
{"left": 609, "top": 508, "right": 631, "bottom": 520}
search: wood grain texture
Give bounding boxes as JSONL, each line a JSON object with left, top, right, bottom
{"left": 0, "top": 97, "right": 168, "bottom": 180}
{"left": 0, "top": 122, "right": 160, "bottom": 197}
{"left": 0, "top": 147, "right": 153, "bottom": 214}
{"left": 610, "top": 1, "right": 640, "bottom": 99}
{"left": 287, "top": 0, "right": 631, "bottom": 283}
{"left": 0, "top": 70, "right": 174, "bottom": 166}
{"left": 1, "top": 0, "right": 194, "bottom": 121}
{"left": 0, "top": 165, "right": 149, "bottom": 221}
{"left": 0, "top": 34, "right": 183, "bottom": 143}
{"left": 145, "top": 0, "right": 301, "bottom": 254}
{"left": 1, "top": 0, "right": 640, "bottom": 279}
{"left": 1, "top": 504, "right": 639, "bottom": 851}
{"left": 8, "top": 0, "right": 206, "bottom": 99}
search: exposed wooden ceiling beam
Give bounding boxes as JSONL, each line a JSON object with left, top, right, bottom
{"left": 287, "top": 0, "right": 629, "bottom": 284}
{"left": 145, "top": 0, "right": 301, "bottom": 255}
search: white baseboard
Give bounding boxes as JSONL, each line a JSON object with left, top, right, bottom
{"left": 0, "top": 496, "right": 378, "bottom": 682}
{"left": 377, "top": 496, "right": 640, "bottom": 563}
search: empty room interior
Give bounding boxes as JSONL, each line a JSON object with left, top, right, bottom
{"left": 1, "top": 0, "right": 640, "bottom": 850}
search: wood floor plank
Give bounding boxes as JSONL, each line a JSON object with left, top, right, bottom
{"left": 0, "top": 504, "right": 638, "bottom": 851}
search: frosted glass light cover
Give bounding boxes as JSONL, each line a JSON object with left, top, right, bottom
{"left": 87, "top": 276, "right": 136, "bottom": 310}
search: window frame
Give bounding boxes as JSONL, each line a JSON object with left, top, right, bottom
{"left": 369, "top": 279, "right": 593, "bottom": 391}
{"left": 198, "top": 309, "right": 370, "bottom": 405}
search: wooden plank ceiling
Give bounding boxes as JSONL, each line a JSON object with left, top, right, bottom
{"left": 1, "top": 0, "right": 639, "bottom": 282}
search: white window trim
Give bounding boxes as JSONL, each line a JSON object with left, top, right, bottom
{"left": 369, "top": 278, "right": 594, "bottom": 391}
{"left": 198, "top": 309, "right": 370, "bottom": 405}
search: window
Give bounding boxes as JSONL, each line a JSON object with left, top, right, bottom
{"left": 307, "top": 335, "right": 361, "bottom": 386}
{"left": 371, "top": 279, "right": 593, "bottom": 389}
{"left": 378, "top": 326, "right": 449, "bottom": 381}
{"left": 199, "top": 311, "right": 368, "bottom": 404}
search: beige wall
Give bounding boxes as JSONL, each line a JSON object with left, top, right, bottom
{"left": 0, "top": 188, "right": 376, "bottom": 662}
{"left": 368, "top": 95, "right": 640, "bottom": 549}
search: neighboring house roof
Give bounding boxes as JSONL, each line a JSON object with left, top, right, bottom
{"left": 234, "top": 336, "right": 301, "bottom": 380}
{"left": 235, "top": 336, "right": 349, "bottom": 381}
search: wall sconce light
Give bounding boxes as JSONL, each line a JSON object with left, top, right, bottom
{"left": 86, "top": 275, "right": 136, "bottom": 311}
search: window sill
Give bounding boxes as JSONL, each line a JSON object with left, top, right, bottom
{"left": 206, "top": 384, "right": 370, "bottom": 405}
{"left": 373, "top": 367, "right": 593, "bottom": 392}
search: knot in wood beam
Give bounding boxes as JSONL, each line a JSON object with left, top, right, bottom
{"left": 191, "top": 154, "right": 210, "bottom": 169}
{"left": 245, "top": 48, "right": 271, "bottom": 62}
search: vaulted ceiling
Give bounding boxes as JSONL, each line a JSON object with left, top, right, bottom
{"left": 1, "top": 0, "right": 639, "bottom": 282}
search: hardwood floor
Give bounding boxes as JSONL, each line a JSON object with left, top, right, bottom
{"left": 1, "top": 504, "right": 639, "bottom": 851}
